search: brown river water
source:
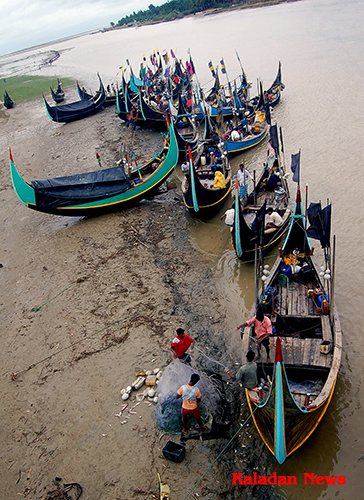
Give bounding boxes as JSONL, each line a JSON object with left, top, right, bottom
{"left": 1, "top": 0, "right": 363, "bottom": 498}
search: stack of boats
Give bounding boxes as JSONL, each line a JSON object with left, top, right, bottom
{"left": 8, "top": 51, "right": 342, "bottom": 465}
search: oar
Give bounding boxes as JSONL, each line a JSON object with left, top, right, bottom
{"left": 132, "top": 151, "right": 143, "bottom": 182}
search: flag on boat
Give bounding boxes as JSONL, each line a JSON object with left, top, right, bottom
{"left": 291, "top": 151, "right": 300, "bottom": 183}
{"left": 220, "top": 58, "right": 226, "bottom": 74}
{"left": 208, "top": 61, "right": 216, "bottom": 78}
{"left": 307, "top": 202, "right": 331, "bottom": 248}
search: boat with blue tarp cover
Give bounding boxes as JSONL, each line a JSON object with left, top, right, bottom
{"left": 10, "top": 121, "right": 178, "bottom": 216}
{"left": 43, "top": 73, "right": 106, "bottom": 123}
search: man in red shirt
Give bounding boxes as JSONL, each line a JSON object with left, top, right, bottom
{"left": 171, "top": 328, "right": 194, "bottom": 364}
{"left": 176, "top": 373, "right": 207, "bottom": 434}
{"left": 237, "top": 309, "right": 272, "bottom": 363}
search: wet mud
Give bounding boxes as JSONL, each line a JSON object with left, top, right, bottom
{"left": 0, "top": 98, "right": 281, "bottom": 499}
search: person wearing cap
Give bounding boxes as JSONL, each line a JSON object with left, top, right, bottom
{"left": 237, "top": 163, "right": 253, "bottom": 200}
{"left": 176, "top": 373, "right": 207, "bottom": 434}
{"left": 171, "top": 328, "right": 194, "bottom": 364}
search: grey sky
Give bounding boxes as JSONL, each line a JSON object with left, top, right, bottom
{"left": 0, "top": 0, "right": 166, "bottom": 57}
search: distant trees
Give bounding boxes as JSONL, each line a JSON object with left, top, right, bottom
{"left": 113, "top": 0, "right": 243, "bottom": 27}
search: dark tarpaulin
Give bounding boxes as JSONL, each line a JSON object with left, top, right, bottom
{"left": 265, "top": 101, "right": 271, "bottom": 125}
{"left": 269, "top": 124, "right": 279, "bottom": 152}
{"left": 251, "top": 200, "right": 267, "bottom": 240}
{"left": 32, "top": 166, "right": 132, "bottom": 209}
{"left": 291, "top": 151, "right": 300, "bottom": 183}
{"left": 307, "top": 202, "right": 331, "bottom": 248}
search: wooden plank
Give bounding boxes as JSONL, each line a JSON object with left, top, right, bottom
{"left": 298, "top": 283, "right": 309, "bottom": 316}
{"left": 321, "top": 315, "right": 333, "bottom": 343}
{"left": 313, "top": 339, "right": 322, "bottom": 366}
{"left": 309, "top": 339, "right": 317, "bottom": 365}
{"left": 288, "top": 286, "right": 297, "bottom": 316}
{"left": 302, "top": 338, "right": 311, "bottom": 365}
{"left": 292, "top": 338, "right": 303, "bottom": 365}
{"left": 285, "top": 337, "right": 293, "bottom": 365}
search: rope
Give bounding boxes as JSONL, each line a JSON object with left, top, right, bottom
{"left": 193, "top": 346, "right": 229, "bottom": 369}
{"left": 181, "top": 405, "right": 259, "bottom": 500}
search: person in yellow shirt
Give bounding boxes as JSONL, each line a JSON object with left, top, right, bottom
{"left": 213, "top": 169, "right": 226, "bottom": 189}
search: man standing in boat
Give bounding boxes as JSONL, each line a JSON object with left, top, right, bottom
{"left": 171, "top": 328, "right": 194, "bottom": 364}
{"left": 237, "top": 309, "right": 272, "bottom": 363}
{"left": 237, "top": 163, "right": 253, "bottom": 200}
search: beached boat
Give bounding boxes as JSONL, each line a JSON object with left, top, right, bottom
{"left": 10, "top": 121, "right": 178, "bottom": 216}
{"left": 174, "top": 93, "right": 199, "bottom": 158}
{"left": 77, "top": 80, "right": 116, "bottom": 107}
{"left": 43, "top": 74, "right": 106, "bottom": 123}
{"left": 241, "top": 177, "right": 342, "bottom": 464}
{"left": 231, "top": 124, "right": 291, "bottom": 260}
{"left": 182, "top": 141, "right": 232, "bottom": 219}
{"left": 50, "top": 79, "right": 65, "bottom": 103}
{"left": 3, "top": 89, "right": 14, "bottom": 109}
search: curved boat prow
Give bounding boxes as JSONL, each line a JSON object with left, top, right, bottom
{"left": 9, "top": 149, "right": 36, "bottom": 206}
{"left": 234, "top": 179, "right": 243, "bottom": 258}
{"left": 273, "top": 337, "right": 287, "bottom": 464}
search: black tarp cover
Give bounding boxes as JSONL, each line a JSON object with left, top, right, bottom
{"left": 31, "top": 166, "right": 132, "bottom": 208}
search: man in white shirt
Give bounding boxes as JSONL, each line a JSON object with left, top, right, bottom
{"left": 221, "top": 207, "right": 235, "bottom": 230}
{"left": 237, "top": 163, "right": 253, "bottom": 199}
{"left": 265, "top": 207, "right": 283, "bottom": 229}
{"left": 181, "top": 160, "right": 189, "bottom": 175}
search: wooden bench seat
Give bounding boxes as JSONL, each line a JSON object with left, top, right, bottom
{"left": 267, "top": 336, "right": 332, "bottom": 368}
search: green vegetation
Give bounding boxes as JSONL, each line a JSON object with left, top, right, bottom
{"left": 112, "top": 0, "right": 276, "bottom": 27}
{"left": 0, "top": 75, "right": 75, "bottom": 104}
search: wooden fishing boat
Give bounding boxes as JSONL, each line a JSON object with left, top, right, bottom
{"left": 138, "top": 91, "right": 168, "bottom": 130}
{"left": 115, "top": 80, "right": 138, "bottom": 123}
{"left": 182, "top": 141, "right": 232, "bottom": 219}
{"left": 222, "top": 82, "right": 270, "bottom": 156}
{"left": 77, "top": 80, "right": 115, "bottom": 107}
{"left": 50, "top": 79, "right": 65, "bottom": 103}
{"left": 43, "top": 74, "right": 106, "bottom": 123}
{"left": 241, "top": 180, "right": 342, "bottom": 464}
{"left": 232, "top": 124, "right": 291, "bottom": 260}
{"left": 174, "top": 93, "right": 199, "bottom": 158}
{"left": 10, "top": 121, "right": 178, "bottom": 217}
{"left": 3, "top": 89, "right": 14, "bottom": 109}
{"left": 223, "top": 120, "right": 268, "bottom": 156}
{"left": 264, "top": 61, "right": 285, "bottom": 108}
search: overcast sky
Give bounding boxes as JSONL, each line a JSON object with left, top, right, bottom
{"left": 0, "top": 0, "right": 166, "bottom": 57}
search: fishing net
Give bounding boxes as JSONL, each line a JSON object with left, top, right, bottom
{"left": 154, "top": 360, "right": 228, "bottom": 433}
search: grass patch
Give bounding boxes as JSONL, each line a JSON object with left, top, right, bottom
{"left": 0, "top": 75, "right": 75, "bottom": 104}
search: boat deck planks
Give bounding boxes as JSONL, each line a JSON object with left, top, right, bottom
{"left": 264, "top": 336, "right": 332, "bottom": 368}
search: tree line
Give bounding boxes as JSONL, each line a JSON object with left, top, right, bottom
{"left": 110, "top": 0, "right": 270, "bottom": 28}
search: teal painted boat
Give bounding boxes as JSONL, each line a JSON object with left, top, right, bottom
{"left": 10, "top": 121, "right": 178, "bottom": 217}
{"left": 242, "top": 184, "right": 342, "bottom": 463}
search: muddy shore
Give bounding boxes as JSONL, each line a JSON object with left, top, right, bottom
{"left": 0, "top": 96, "right": 279, "bottom": 499}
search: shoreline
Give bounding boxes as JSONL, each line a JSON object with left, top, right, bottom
{"left": 0, "top": 0, "right": 300, "bottom": 61}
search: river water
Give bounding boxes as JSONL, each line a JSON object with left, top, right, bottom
{"left": 3, "top": 0, "right": 363, "bottom": 498}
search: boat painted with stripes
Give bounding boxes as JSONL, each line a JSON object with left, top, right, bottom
{"left": 241, "top": 183, "right": 342, "bottom": 463}
{"left": 10, "top": 122, "right": 178, "bottom": 216}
